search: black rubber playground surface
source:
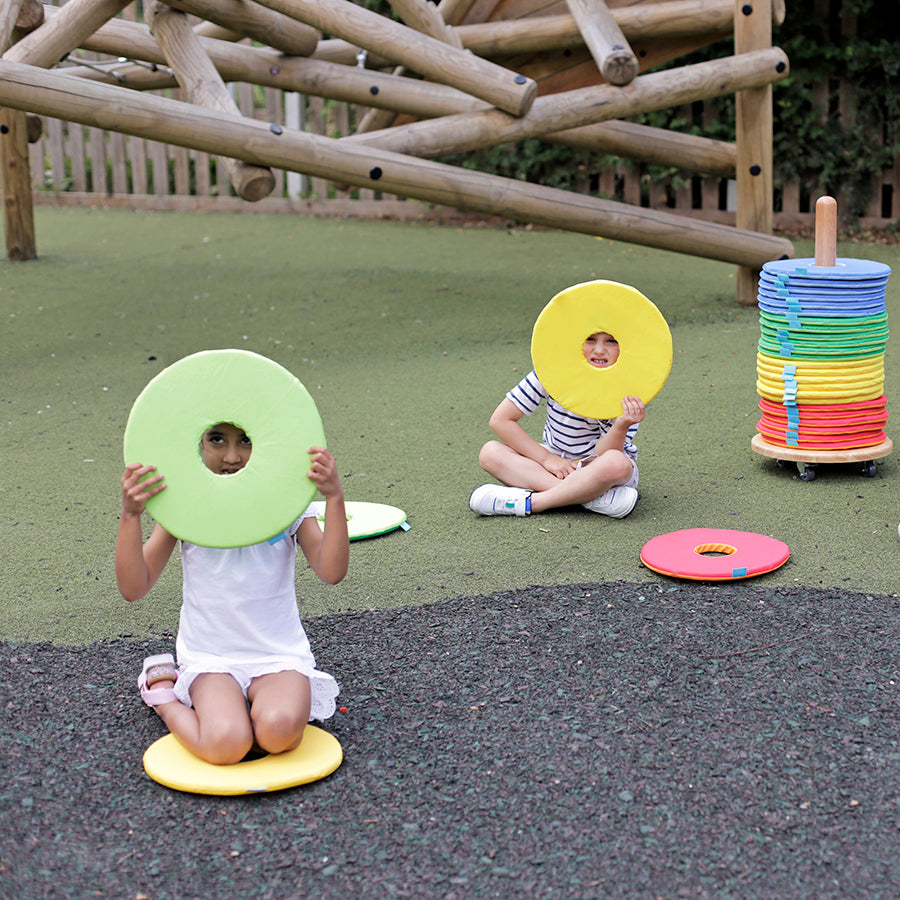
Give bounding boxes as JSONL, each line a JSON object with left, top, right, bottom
{"left": 3, "top": 580, "right": 900, "bottom": 898}
{"left": 2, "top": 210, "right": 900, "bottom": 898}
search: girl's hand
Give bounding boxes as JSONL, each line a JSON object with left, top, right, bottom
{"left": 542, "top": 454, "right": 576, "bottom": 479}
{"left": 307, "top": 447, "right": 343, "bottom": 499}
{"left": 121, "top": 463, "right": 166, "bottom": 516}
{"left": 618, "top": 395, "right": 645, "bottom": 427}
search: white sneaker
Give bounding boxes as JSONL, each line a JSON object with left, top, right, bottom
{"left": 469, "top": 484, "right": 532, "bottom": 516}
{"left": 582, "top": 485, "right": 638, "bottom": 518}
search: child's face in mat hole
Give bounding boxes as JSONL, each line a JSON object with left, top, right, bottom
{"left": 582, "top": 332, "right": 620, "bottom": 368}
{"left": 201, "top": 422, "right": 252, "bottom": 474}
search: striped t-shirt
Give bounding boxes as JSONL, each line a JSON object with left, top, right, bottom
{"left": 506, "top": 370, "right": 639, "bottom": 461}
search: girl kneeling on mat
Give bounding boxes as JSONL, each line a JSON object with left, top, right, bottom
{"left": 116, "top": 423, "right": 349, "bottom": 765}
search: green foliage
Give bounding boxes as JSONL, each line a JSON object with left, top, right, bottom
{"left": 441, "top": 141, "right": 598, "bottom": 193}
{"left": 768, "top": 0, "right": 898, "bottom": 220}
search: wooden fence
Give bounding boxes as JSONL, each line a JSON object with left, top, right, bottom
{"left": 18, "top": 3, "right": 900, "bottom": 229}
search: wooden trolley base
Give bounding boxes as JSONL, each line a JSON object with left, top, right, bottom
{"left": 751, "top": 434, "right": 893, "bottom": 482}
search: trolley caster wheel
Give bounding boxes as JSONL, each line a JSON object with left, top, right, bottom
{"left": 775, "top": 459, "right": 786, "bottom": 469}
{"left": 798, "top": 463, "right": 817, "bottom": 482}
{"left": 861, "top": 461, "right": 877, "bottom": 478}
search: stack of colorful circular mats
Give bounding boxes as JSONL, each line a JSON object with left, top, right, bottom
{"left": 755, "top": 257, "right": 892, "bottom": 451}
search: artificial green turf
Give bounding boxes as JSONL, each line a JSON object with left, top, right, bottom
{"left": 2, "top": 207, "right": 899, "bottom": 644}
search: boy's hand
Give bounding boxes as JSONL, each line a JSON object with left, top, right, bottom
{"left": 542, "top": 454, "right": 576, "bottom": 479}
{"left": 121, "top": 463, "right": 166, "bottom": 516}
{"left": 618, "top": 395, "right": 645, "bottom": 427}
{"left": 307, "top": 447, "right": 343, "bottom": 498}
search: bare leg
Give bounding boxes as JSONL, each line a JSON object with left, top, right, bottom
{"left": 247, "top": 670, "right": 311, "bottom": 755}
{"left": 479, "top": 441, "right": 562, "bottom": 492}
{"left": 530, "top": 451, "right": 634, "bottom": 512}
{"left": 153, "top": 673, "right": 254, "bottom": 765}
{"left": 479, "top": 441, "right": 634, "bottom": 513}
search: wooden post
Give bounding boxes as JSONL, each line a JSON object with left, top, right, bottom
{"left": 566, "top": 0, "right": 639, "bottom": 85}
{"left": 1, "top": 0, "right": 34, "bottom": 260}
{"left": 0, "top": 58, "right": 793, "bottom": 267}
{"left": 3, "top": 0, "right": 120, "bottom": 258}
{"left": 734, "top": 0, "right": 776, "bottom": 305}
{"left": 158, "top": 0, "right": 319, "bottom": 58}
{"left": 250, "top": 0, "right": 537, "bottom": 117}
{"left": 814, "top": 195, "right": 837, "bottom": 267}
{"left": 343, "top": 48, "right": 790, "bottom": 159}
{"left": 147, "top": 2, "right": 275, "bottom": 201}
{"left": 0, "top": 98, "right": 34, "bottom": 260}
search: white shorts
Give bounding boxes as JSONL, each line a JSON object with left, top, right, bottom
{"left": 173, "top": 660, "right": 339, "bottom": 722}
{"left": 577, "top": 454, "right": 639, "bottom": 489}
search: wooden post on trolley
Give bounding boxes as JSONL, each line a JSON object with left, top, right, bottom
{"left": 814, "top": 195, "right": 837, "bottom": 267}
{"left": 734, "top": 0, "right": 778, "bottom": 305}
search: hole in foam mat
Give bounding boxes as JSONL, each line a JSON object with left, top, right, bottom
{"left": 694, "top": 542, "right": 737, "bottom": 558}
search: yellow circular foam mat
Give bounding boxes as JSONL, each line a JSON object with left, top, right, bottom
{"left": 142, "top": 727, "right": 342, "bottom": 795}
{"left": 531, "top": 280, "right": 672, "bottom": 419}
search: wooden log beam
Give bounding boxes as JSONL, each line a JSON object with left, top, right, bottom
{"left": 192, "top": 20, "right": 242, "bottom": 43}
{"left": 250, "top": 0, "right": 537, "bottom": 116}
{"left": 56, "top": 9, "right": 737, "bottom": 179}
{"left": 59, "top": 42, "right": 736, "bottom": 179}
{"left": 147, "top": 1, "right": 275, "bottom": 202}
{"left": 12, "top": 0, "right": 41, "bottom": 34}
{"left": 316, "top": 0, "right": 785, "bottom": 66}
{"left": 61, "top": 15, "right": 488, "bottom": 119}
{"left": 385, "top": 0, "right": 462, "bottom": 47}
{"left": 159, "top": 0, "right": 319, "bottom": 58}
{"left": 566, "top": 0, "right": 639, "bottom": 85}
{"left": 0, "top": 58, "right": 793, "bottom": 268}
{"left": 357, "top": 0, "right": 464, "bottom": 134}
{"left": 343, "top": 47, "right": 790, "bottom": 159}
{"left": 1, "top": 0, "right": 26, "bottom": 50}
{"left": 4, "top": 0, "right": 131, "bottom": 68}
{"left": 431, "top": 0, "right": 476, "bottom": 27}
{"left": 546, "top": 120, "right": 736, "bottom": 178}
